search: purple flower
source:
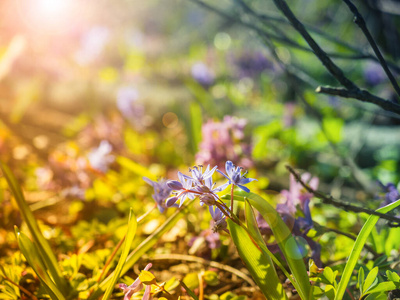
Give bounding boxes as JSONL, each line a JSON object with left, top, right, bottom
{"left": 281, "top": 173, "right": 318, "bottom": 211}
{"left": 116, "top": 87, "right": 146, "bottom": 127}
{"left": 87, "top": 140, "right": 114, "bottom": 173}
{"left": 184, "top": 165, "right": 217, "bottom": 186}
{"left": 209, "top": 206, "right": 227, "bottom": 233}
{"left": 75, "top": 26, "right": 110, "bottom": 65}
{"left": 119, "top": 263, "right": 152, "bottom": 300}
{"left": 217, "top": 161, "right": 257, "bottom": 193}
{"left": 142, "top": 177, "right": 173, "bottom": 213}
{"left": 363, "top": 61, "right": 386, "bottom": 86}
{"left": 195, "top": 116, "right": 253, "bottom": 169}
{"left": 378, "top": 182, "right": 400, "bottom": 206}
{"left": 166, "top": 172, "right": 196, "bottom": 207}
{"left": 233, "top": 51, "right": 273, "bottom": 78}
{"left": 196, "top": 176, "right": 229, "bottom": 206}
{"left": 191, "top": 62, "right": 215, "bottom": 86}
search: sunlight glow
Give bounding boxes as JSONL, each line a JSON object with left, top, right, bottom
{"left": 35, "top": 0, "right": 70, "bottom": 18}
{"left": 18, "top": 0, "right": 77, "bottom": 34}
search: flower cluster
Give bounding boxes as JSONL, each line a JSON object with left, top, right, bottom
{"left": 163, "top": 161, "right": 256, "bottom": 232}
{"left": 142, "top": 177, "right": 173, "bottom": 213}
{"left": 195, "top": 116, "right": 253, "bottom": 169}
{"left": 258, "top": 173, "right": 321, "bottom": 266}
{"left": 191, "top": 62, "right": 215, "bottom": 87}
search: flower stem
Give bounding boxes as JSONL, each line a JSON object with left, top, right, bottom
{"left": 0, "top": 272, "right": 38, "bottom": 300}
{"left": 230, "top": 184, "right": 234, "bottom": 214}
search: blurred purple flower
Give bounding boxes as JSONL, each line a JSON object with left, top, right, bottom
{"left": 281, "top": 173, "right": 318, "bottom": 212}
{"left": 258, "top": 173, "right": 321, "bottom": 266}
{"left": 363, "top": 62, "right": 386, "bottom": 86}
{"left": 283, "top": 102, "right": 296, "bottom": 128}
{"left": 116, "top": 87, "right": 145, "bottom": 128}
{"left": 119, "top": 263, "right": 153, "bottom": 300}
{"left": 196, "top": 116, "right": 253, "bottom": 169}
{"left": 87, "top": 140, "right": 114, "bottom": 173}
{"left": 209, "top": 205, "right": 227, "bottom": 233}
{"left": 143, "top": 177, "right": 173, "bottom": 213}
{"left": 75, "top": 26, "right": 110, "bottom": 65}
{"left": 191, "top": 62, "right": 215, "bottom": 86}
{"left": 378, "top": 182, "right": 400, "bottom": 206}
{"left": 217, "top": 161, "right": 257, "bottom": 193}
{"left": 233, "top": 51, "right": 273, "bottom": 78}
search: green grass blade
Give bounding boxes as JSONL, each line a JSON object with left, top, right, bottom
{"left": 1, "top": 162, "right": 68, "bottom": 293}
{"left": 88, "top": 201, "right": 193, "bottom": 300}
{"left": 239, "top": 192, "right": 311, "bottom": 300}
{"left": 335, "top": 200, "right": 400, "bottom": 300}
{"left": 228, "top": 219, "right": 287, "bottom": 300}
{"left": 15, "top": 227, "right": 65, "bottom": 300}
{"left": 244, "top": 198, "right": 267, "bottom": 246}
{"left": 180, "top": 281, "right": 200, "bottom": 300}
{"left": 102, "top": 208, "right": 137, "bottom": 300}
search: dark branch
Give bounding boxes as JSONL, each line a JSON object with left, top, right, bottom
{"left": 286, "top": 165, "right": 400, "bottom": 227}
{"left": 342, "top": 0, "right": 400, "bottom": 101}
{"left": 316, "top": 86, "right": 400, "bottom": 115}
{"left": 272, "top": 0, "right": 358, "bottom": 91}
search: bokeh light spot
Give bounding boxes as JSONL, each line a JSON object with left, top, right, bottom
{"left": 162, "top": 112, "right": 179, "bottom": 128}
{"left": 214, "top": 32, "right": 231, "bottom": 51}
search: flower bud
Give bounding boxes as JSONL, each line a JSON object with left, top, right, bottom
{"left": 196, "top": 185, "right": 211, "bottom": 193}
{"left": 167, "top": 180, "right": 184, "bottom": 190}
{"left": 199, "top": 193, "right": 216, "bottom": 206}
{"left": 166, "top": 196, "right": 179, "bottom": 207}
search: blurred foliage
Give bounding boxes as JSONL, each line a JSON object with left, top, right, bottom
{"left": 0, "top": 0, "right": 400, "bottom": 299}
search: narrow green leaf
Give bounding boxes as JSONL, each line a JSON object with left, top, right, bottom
{"left": 244, "top": 198, "right": 266, "bottom": 246}
{"left": 15, "top": 227, "right": 65, "bottom": 300}
{"left": 102, "top": 208, "right": 137, "bottom": 300}
{"left": 240, "top": 192, "right": 311, "bottom": 300}
{"left": 180, "top": 280, "right": 200, "bottom": 300}
{"left": 228, "top": 219, "right": 287, "bottom": 300}
{"left": 1, "top": 162, "right": 68, "bottom": 293}
{"left": 362, "top": 267, "right": 379, "bottom": 294}
{"left": 243, "top": 200, "right": 299, "bottom": 294}
{"left": 88, "top": 200, "right": 193, "bottom": 300}
{"left": 335, "top": 199, "right": 400, "bottom": 300}
{"left": 358, "top": 267, "right": 364, "bottom": 294}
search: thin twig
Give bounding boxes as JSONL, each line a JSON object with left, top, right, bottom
{"left": 0, "top": 268, "right": 39, "bottom": 300}
{"left": 145, "top": 253, "right": 256, "bottom": 287}
{"left": 342, "top": 0, "right": 400, "bottom": 100}
{"left": 235, "top": 0, "right": 400, "bottom": 73}
{"left": 272, "top": 0, "right": 357, "bottom": 91}
{"left": 286, "top": 165, "right": 400, "bottom": 226}
{"left": 316, "top": 86, "right": 400, "bottom": 115}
